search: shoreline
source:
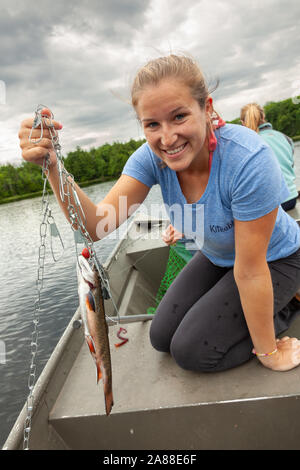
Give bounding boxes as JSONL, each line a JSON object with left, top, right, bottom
{"left": 0, "top": 175, "right": 116, "bottom": 205}
{"left": 1, "top": 138, "right": 299, "bottom": 206}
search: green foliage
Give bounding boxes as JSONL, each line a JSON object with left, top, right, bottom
{"left": 264, "top": 98, "right": 300, "bottom": 137}
{"left": 0, "top": 161, "right": 43, "bottom": 200}
{"left": 227, "top": 117, "right": 241, "bottom": 125}
{"left": 0, "top": 138, "right": 145, "bottom": 203}
{"left": 227, "top": 96, "right": 300, "bottom": 138}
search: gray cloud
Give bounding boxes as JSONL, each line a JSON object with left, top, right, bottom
{"left": 0, "top": 0, "right": 299, "bottom": 166}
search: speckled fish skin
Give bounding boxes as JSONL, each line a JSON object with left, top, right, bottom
{"left": 77, "top": 255, "right": 113, "bottom": 415}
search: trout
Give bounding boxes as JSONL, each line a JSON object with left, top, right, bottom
{"left": 76, "top": 252, "right": 113, "bottom": 415}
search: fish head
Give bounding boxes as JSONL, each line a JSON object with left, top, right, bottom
{"left": 77, "top": 254, "right": 97, "bottom": 289}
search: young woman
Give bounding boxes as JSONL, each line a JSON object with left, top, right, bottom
{"left": 19, "top": 54, "right": 300, "bottom": 373}
{"left": 240, "top": 102, "right": 298, "bottom": 211}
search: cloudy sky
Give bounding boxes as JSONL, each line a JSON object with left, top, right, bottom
{"left": 0, "top": 0, "right": 299, "bottom": 166}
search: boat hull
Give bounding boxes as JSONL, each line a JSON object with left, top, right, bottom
{"left": 4, "top": 215, "right": 300, "bottom": 450}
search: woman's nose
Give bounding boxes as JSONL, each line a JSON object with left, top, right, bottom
{"left": 160, "top": 124, "right": 177, "bottom": 147}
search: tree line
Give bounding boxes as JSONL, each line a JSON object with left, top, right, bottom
{"left": 228, "top": 96, "right": 300, "bottom": 139}
{"left": 0, "top": 138, "right": 145, "bottom": 203}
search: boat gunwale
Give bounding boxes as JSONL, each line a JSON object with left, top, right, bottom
{"left": 2, "top": 307, "right": 82, "bottom": 450}
{"left": 103, "top": 215, "right": 169, "bottom": 271}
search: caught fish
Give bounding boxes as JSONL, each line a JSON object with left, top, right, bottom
{"left": 76, "top": 251, "right": 113, "bottom": 415}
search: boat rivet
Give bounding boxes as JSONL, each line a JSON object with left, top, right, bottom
{"left": 73, "top": 320, "right": 82, "bottom": 329}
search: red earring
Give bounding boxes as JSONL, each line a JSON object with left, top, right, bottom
{"left": 209, "top": 115, "right": 226, "bottom": 151}
{"left": 208, "top": 115, "right": 226, "bottom": 172}
{"left": 208, "top": 131, "right": 217, "bottom": 152}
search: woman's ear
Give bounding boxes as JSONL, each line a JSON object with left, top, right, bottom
{"left": 206, "top": 96, "right": 213, "bottom": 116}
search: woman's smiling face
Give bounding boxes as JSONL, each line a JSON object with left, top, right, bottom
{"left": 136, "top": 78, "right": 212, "bottom": 172}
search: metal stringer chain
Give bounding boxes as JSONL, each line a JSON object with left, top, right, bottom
{"left": 23, "top": 155, "right": 51, "bottom": 450}
{"left": 23, "top": 105, "right": 119, "bottom": 449}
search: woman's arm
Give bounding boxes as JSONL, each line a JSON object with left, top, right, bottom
{"left": 48, "top": 168, "right": 150, "bottom": 242}
{"left": 234, "top": 208, "right": 300, "bottom": 371}
{"left": 19, "top": 112, "right": 150, "bottom": 242}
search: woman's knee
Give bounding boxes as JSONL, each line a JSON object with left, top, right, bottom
{"left": 149, "top": 319, "right": 171, "bottom": 353}
{"left": 170, "top": 335, "right": 221, "bottom": 372}
{"left": 170, "top": 333, "right": 254, "bottom": 372}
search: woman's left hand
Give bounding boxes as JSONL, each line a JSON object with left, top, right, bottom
{"left": 256, "top": 336, "right": 300, "bottom": 371}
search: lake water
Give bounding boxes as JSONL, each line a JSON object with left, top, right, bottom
{"left": 1, "top": 142, "right": 300, "bottom": 447}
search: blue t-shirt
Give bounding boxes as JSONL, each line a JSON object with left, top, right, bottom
{"left": 122, "top": 124, "right": 300, "bottom": 267}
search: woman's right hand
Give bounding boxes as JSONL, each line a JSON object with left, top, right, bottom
{"left": 162, "top": 224, "right": 183, "bottom": 246}
{"left": 19, "top": 108, "right": 63, "bottom": 168}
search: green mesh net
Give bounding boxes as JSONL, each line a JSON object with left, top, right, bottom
{"left": 147, "top": 241, "right": 193, "bottom": 314}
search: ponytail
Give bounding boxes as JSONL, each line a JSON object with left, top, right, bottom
{"left": 240, "top": 103, "right": 264, "bottom": 133}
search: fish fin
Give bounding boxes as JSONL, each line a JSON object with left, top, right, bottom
{"left": 86, "top": 292, "right": 95, "bottom": 312}
{"left": 96, "top": 362, "right": 102, "bottom": 383}
{"left": 86, "top": 336, "right": 96, "bottom": 355}
{"left": 86, "top": 336, "right": 103, "bottom": 383}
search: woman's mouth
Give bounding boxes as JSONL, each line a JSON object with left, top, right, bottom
{"left": 162, "top": 142, "right": 187, "bottom": 158}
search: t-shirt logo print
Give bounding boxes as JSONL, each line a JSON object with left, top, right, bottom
{"left": 209, "top": 221, "right": 234, "bottom": 233}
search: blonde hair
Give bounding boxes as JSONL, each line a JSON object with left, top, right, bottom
{"left": 131, "top": 54, "right": 222, "bottom": 156}
{"left": 240, "top": 103, "right": 265, "bottom": 133}
{"left": 131, "top": 54, "right": 218, "bottom": 112}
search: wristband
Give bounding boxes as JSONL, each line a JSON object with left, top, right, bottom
{"left": 253, "top": 348, "right": 278, "bottom": 357}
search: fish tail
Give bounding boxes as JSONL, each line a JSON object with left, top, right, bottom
{"left": 104, "top": 386, "right": 114, "bottom": 416}
{"left": 96, "top": 361, "right": 113, "bottom": 414}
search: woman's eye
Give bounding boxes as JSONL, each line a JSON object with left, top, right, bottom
{"left": 147, "top": 122, "right": 159, "bottom": 129}
{"left": 175, "top": 114, "right": 186, "bottom": 121}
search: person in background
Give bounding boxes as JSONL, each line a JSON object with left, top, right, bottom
{"left": 240, "top": 103, "right": 298, "bottom": 212}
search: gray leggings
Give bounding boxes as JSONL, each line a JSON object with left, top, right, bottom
{"left": 150, "top": 248, "right": 300, "bottom": 372}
